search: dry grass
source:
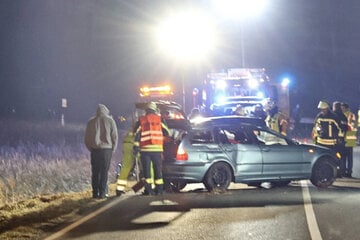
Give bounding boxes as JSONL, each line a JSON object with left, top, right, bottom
{"left": 0, "top": 187, "right": 116, "bottom": 239}
{"left": 0, "top": 120, "right": 123, "bottom": 239}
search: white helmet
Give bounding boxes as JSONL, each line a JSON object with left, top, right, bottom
{"left": 146, "top": 102, "right": 157, "bottom": 111}
{"left": 317, "top": 101, "right": 329, "bottom": 109}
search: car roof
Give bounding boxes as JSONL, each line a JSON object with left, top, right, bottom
{"left": 191, "top": 115, "right": 266, "bottom": 128}
{"left": 135, "top": 100, "right": 183, "bottom": 112}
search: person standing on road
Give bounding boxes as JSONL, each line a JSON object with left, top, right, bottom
{"left": 134, "top": 102, "right": 170, "bottom": 195}
{"left": 312, "top": 101, "right": 344, "bottom": 175}
{"left": 85, "top": 104, "right": 118, "bottom": 199}
{"left": 312, "top": 101, "right": 342, "bottom": 149}
{"left": 116, "top": 128, "right": 136, "bottom": 196}
{"left": 333, "top": 101, "right": 348, "bottom": 177}
{"left": 341, "top": 102, "right": 357, "bottom": 177}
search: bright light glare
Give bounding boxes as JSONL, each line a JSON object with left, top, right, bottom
{"left": 215, "top": 80, "right": 227, "bottom": 90}
{"left": 256, "top": 91, "right": 264, "bottom": 98}
{"left": 248, "top": 78, "right": 259, "bottom": 89}
{"left": 155, "top": 12, "right": 216, "bottom": 62}
{"left": 215, "top": 95, "right": 226, "bottom": 104}
{"left": 281, "top": 78, "right": 290, "bottom": 88}
{"left": 213, "top": 0, "right": 268, "bottom": 19}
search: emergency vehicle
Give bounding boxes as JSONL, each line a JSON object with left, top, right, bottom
{"left": 198, "top": 68, "right": 290, "bottom": 117}
{"left": 136, "top": 83, "right": 190, "bottom": 137}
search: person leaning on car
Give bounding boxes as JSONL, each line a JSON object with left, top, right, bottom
{"left": 84, "top": 104, "right": 118, "bottom": 199}
{"left": 134, "top": 102, "right": 170, "bottom": 195}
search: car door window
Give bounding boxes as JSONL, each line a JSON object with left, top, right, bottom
{"left": 214, "top": 128, "right": 230, "bottom": 144}
{"left": 253, "top": 129, "right": 288, "bottom": 145}
{"left": 217, "top": 127, "right": 252, "bottom": 145}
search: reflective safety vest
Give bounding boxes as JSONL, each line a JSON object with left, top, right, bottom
{"left": 344, "top": 110, "right": 357, "bottom": 147}
{"left": 136, "top": 114, "right": 169, "bottom": 152}
{"left": 266, "top": 112, "right": 288, "bottom": 136}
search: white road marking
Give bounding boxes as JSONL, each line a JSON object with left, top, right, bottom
{"left": 45, "top": 181, "right": 325, "bottom": 239}
{"left": 43, "top": 196, "right": 128, "bottom": 240}
{"left": 300, "top": 180, "right": 323, "bottom": 240}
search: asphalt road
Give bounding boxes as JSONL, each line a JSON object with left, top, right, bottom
{"left": 44, "top": 147, "right": 360, "bottom": 240}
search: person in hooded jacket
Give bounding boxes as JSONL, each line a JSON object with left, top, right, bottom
{"left": 85, "top": 104, "right": 118, "bottom": 199}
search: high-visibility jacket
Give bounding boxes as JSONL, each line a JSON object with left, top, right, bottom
{"left": 313, "top": 111, "right": 342, "bottom": 147}
{"left": 135, "top": 113, "right": 170, "bottom": 152}
{"left": 344, "top": 110, "right": 357, "bottom": 147}
{"left": 116, "top": 129, "right": 135, "bottom": 192}
{"left": 266, "top": 112, "right": 288, "bottom": 136}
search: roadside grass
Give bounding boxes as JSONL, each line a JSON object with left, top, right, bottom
{"left": 0, "top": 119, "right": 123, "bottom": 239}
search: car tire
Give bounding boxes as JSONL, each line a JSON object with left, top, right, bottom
{"left": 310, "top": 159, "right": 336, "bottom": 188}
{"left": 164, "top": 181, "right": 187, "bottom": 193}
{"left": 203, "top": 162, "right": 232, "bottom": 192}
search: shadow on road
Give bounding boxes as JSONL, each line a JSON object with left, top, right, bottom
{"left": 62, "top": 179, "right": 360, "bottom": 239}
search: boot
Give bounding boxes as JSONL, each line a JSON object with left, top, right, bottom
{"left": 143, "top": 183, "right": 154, "bottom": 196}
{"left": 155, "top": 184, "right": 164, "bottom": 195}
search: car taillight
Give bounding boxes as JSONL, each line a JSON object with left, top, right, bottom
{"left": 176, "top": 147, "right": 188, "bottom": 161}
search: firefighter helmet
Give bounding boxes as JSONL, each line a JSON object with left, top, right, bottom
{"left": 317, "top": 101, "right": 329, "bottom": 109}
{"left": 146, "top": 102, "right": 157, "bottom": 111}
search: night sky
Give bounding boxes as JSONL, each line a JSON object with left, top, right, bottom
{"left": 1, "top": 0, "right": 359, "bottom": 122}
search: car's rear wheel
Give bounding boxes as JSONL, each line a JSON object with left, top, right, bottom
{"left": 164, "top": 181, "right": 187, "bottom": 193}
{"left": 203, "top": 162, "right": 232, "bottom": 192}
{"left": 310, "top": 159, "right": 336, "bottom": 188}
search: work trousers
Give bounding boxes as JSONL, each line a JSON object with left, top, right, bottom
{"left": 116, "top": 142, "right": 135, "bottom": 192}
{"left": 140, "top": 151, "right": 163, "bottom": 194}
{"left": 343, "top": 147, "right": 353, "bottom": 176}
{"left": 91, "top": 148, "right": 113, "bottom": 198}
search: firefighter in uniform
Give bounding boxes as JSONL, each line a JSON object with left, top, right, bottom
{"left": 116, "top": 129, "right": 136, "bottom": 196}
{"left": 312, "top": 101, "right": 343, "bottom": 175}
{"left": 341, "top": 103, "right": 357, "bottom": 177}
{"left": 134, "top": 102, "right": 170, "bottom": 195}
{"left": 265, "top": 101, "right": 288, "bottom": 136}
{"left": 332, "top": 101, "right": 348, "bottom": 176}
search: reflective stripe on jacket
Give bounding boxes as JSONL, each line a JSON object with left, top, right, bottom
{"left": 136, "top": 114, "right": 170, "bottom": 152}
{"left": 314, "top": 113, "right": 342, "bottom": 146}
{"left": 344, "top": 110, "right": 357, "bottom": 147}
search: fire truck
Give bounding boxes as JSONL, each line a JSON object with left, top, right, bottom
{"left": 136, "top": 84, "right": 189, "bottom": 131}
{"left": 198, "top": 68, "right": 290, "bottom": 117}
